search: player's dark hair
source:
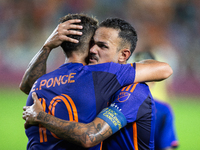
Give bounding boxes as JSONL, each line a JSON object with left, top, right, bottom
{"left": 59, "top": 14, "right": 98, "bottom": 57}
{"left": 99, "top": 18, "right": 137, "bottom": 55}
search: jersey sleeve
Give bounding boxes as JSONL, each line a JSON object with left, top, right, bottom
{"left": 109, "top": 83, "right": 151, "bottom": 123}
{"left": 110, "top": 62, "right": 136, "bottom": 86}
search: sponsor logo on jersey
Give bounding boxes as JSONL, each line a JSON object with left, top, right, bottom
{"left": 117, "top": 92, "right": 130, "bottom": 102}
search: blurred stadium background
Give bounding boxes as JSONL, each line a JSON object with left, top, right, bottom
{"left": 0, "top": 0, "right": 200, "bottom": 149}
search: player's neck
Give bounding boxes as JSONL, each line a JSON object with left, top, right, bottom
{"left": 65, "top": 52, "right": 87, "bottom": 65}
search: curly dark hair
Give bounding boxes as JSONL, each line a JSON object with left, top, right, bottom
{"left": 99, "top": 18, "right": 137, "bottom": 55}
{"left": 59, "top": 14, "right": 98, "bottom": 57}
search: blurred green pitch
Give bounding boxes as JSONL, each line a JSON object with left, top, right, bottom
{"left": 0, "top": 88, "right": 200, "bottom": 150}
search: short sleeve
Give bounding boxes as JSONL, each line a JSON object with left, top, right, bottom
{"left": 109, "top": 83, "right": 150, "bottom": 123}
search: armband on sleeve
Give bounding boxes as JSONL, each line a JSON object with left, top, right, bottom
{"left": 97, "top": 106, "right": 127, "bottom": 134}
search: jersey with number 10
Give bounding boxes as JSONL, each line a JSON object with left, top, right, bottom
{"left": 25, "top": 62, "right": 136, "bottom": 150}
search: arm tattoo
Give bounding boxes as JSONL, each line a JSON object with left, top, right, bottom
{"left": 20, "top": 48, "right": 51, "bottom": 94}
{"left": 27, "top": 49, "right": 49, "bottom": 83}
{"left": 37, "top": 112, "right": 112, "bottom": 147}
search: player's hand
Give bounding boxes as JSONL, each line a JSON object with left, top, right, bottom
{"left": 43, "top": 19, "right": 83, "bottom": 50}
{"left": 22, "top": 92, "right": 44, "bottom": 129}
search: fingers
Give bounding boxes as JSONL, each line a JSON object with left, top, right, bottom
{"left": 58, "top": 19, "right": 83, "bottom": 36}
{"left": 65, "top": 29, "right": 82, "bottom": 36}
{"left": 44, "top": 19, "right": 83, "bottom": 49}
{"left": 67, "top": 19, "right": 81, "bottom": 24}
{"left": 59, "top": 35, "right": 79, "bottom": 43}
{"left": 64, "top": 19, "right": 83, "bottom": 29}
{"left": 22, "top": 109, "right": 29, "bottom": 120}
{"left": 59, "top": 20, "right": 83, "bottom": 31}
{"left": 31, "top": 92, "right": 44, "bottom": 111}
{"left": 58, "top": 26, "right": 82, "bottom": 36}
{"left": 32, "top": 92, "right": 38, "bottom": 103}
{"left": 22, "top": 113, "right": 26, "bottom": 120}
{"left": 55, "top": 27, "right": 81, "bottom": 44}
{"left": 68, "top": 24, "right": 83, "bottom": 30}
{"left": 23, "top": 106, "right": 30, "bottom": 111}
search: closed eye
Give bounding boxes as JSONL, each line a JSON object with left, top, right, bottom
{"left": 97, "top": 42, "right": 108, "bottom": 49}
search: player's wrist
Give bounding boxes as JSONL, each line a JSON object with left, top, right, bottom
{"left": 36, "top": 111, "right": 47, "bottom": 123}
{"left": 42, "top": 45, "right": 53, "bottom": 52}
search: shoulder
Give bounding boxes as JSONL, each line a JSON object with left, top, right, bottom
{"left": 113, "top": 82, "right": 151, "bottom": 106}
{"left": 111, "top": 83, "right": 153, "bottom": 122}
{"left": 129, "top": 82, "right": 150, "bottom": 97}
{"left": 113, "top": 83, "right": 150, "bottom": 101}
{"left": 134, "top": 82, "right": 149, "bottom": 89}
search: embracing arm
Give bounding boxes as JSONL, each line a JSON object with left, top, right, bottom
{"left": 36, "top": 112, "right": 112, "bottom": 148}
{"left": 19, "top": 20, "right": 83, "bottom": 94}
{"left": 135, "top": 59, "right": 173, "bottom": 83}
{"left": 19, "top": 47, "right": 51, "bottom": 94}
{"left": 23, "top": 93, "right": 114, "bottom": 148}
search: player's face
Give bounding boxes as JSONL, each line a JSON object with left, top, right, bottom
{"left": 88, "top": 27, "right": 121, "bottom": 65}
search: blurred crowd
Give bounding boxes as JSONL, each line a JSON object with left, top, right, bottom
{"left": 0, "top": 0, "right": 200, "bottom": 96}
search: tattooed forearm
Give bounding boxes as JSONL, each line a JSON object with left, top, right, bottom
{"left": 19, "top": 47, "right": 51, "bottom": 94}
{"left": 36, "top": 112, "right": 112, "bottom": 148}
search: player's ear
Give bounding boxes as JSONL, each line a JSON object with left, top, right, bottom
{"left": 118, "top": 49, "right": 131, "bottom": 63}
